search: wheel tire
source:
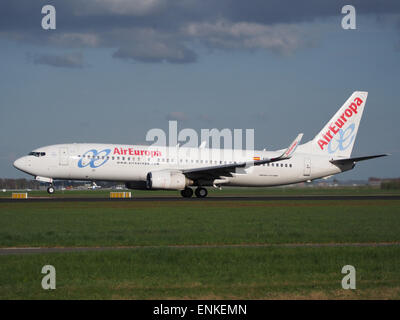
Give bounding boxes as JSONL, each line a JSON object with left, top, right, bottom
{"left": 180, "top": 187, "right": 193, "bottom": 198}
{"left": 47, "top": 186, "right": 55, "bottom": 194}
{"left": 195, "top": 187, "right": 208, "bottom": 198}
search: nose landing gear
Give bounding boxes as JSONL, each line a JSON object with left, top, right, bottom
{"left": 47, "top": 185, "right": 55, "bottom": 194}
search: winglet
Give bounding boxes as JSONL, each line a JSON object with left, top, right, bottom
{"left": 280, "top": 133, "right": 303, "bottom": 159}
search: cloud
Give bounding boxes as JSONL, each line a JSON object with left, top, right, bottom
{"left": 29, "top": 52, "right": 86, "bottom": 69}
{"left": 76, "top": 0, "right": 166, "bottom": 16}
{"left": 48, "top": 33, "right": 100, "bottom": 47}
{"left": 1, "top": 1, "right": 400, "bottom": 64}
{"left": 112, "top": 38, "right": 197, "bottom": 63}
{"left": 184, "top": 20, "right": 311, "bottom": 54}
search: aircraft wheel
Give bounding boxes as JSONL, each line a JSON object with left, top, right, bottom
{"left": 47, "top": 186, "right": 55, "bottom": 194}
{"left": 180, "top": 187, "right": 193, "bottom": 198}
{"left": 195, "top": 187, "right": 208, "bottom": 198}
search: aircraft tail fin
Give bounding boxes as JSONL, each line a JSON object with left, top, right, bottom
{"left": 309, "top": 91, "right": 368, "bottom": 158}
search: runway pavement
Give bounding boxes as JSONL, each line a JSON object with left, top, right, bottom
{"left": 0, "top": 195, "right": 400, "bottom": 202}
{"left": 1, "top": 242, "right": 400, "bottom": 255}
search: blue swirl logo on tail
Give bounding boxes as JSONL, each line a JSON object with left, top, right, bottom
{"left": 78, "top": 149, "right": 111, "bottom": 168}
{"left": 327, "top": 123, "right": 356, "bottom": 154}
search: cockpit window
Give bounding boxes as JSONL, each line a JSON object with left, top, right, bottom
{"left": 28, "top": 152, "right": 46, "bottom": 157}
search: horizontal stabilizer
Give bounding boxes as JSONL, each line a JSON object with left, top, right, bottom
{"left": 330, "top": 154, "right": 389, "bottom": 165}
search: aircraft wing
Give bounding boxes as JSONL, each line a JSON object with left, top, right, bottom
{"left": 182, "top": 133, "right": 303, "bottom": 180}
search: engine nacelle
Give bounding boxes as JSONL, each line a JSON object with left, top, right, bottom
{"left": 146, "top": 171, "right": 192, "bottom": 190}
{"left": 125, "top": 181, "right": 147, "bottom": 190}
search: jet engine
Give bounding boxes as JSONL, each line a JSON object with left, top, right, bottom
{"left": 146, "top": 171, "right": 192, "bottom": 190}
{"left": 125, "top": 181, "right": 147, "bottom": 190}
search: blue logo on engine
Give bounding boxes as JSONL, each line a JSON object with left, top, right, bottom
{"left": 78, "top": 149, "right": 111, "bottom": 168}
{"left": 327, "top": 123, "right": 356, "bottom": 154}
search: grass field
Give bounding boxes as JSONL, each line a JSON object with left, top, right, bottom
{"left": 0, "top": 188, "right": 399, "bottom": 299}
{"left": 2, "top": 247, "right": 400, "bottom": 299}
{"left": 1, "top": 200, "right": 400, "bottom": 247}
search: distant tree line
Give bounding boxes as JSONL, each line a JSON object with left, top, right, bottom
{"left": 0, "top": 179, "right": 40, "bottom": 190}
{"left": 381, "top": 180, "right": 400, "bottom": 190}
{"left": 2, "top": 177, "right": 398, "bottom": 190}
{"left": 0, "top": 179, "right": 118, "bottom": 190}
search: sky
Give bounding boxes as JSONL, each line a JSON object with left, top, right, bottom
{"left": 0, "top": 0, "right": 399, "bottom": 180}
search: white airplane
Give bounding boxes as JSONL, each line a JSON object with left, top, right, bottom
{"left": 13, "top": 91, "right": 387, "bottom": 197}
{"left": 87, "top": 182, "right": 101, "bottom": 190}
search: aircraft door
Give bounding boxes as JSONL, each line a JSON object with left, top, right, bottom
{"left": 304, "top": 157, "right": 311, "bottom": 176}
{"left": 59, "top": 147, "right": 69, "bottom": 166}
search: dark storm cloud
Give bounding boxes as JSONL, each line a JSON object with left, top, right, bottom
{"left": 210, "top": 0, "right": 400, "bottom": 25}
{"left": 1, "top": 0, "right": 400, "bottom": 64}
{"left": 2, "top": 0, "right": 399, "bottom": 30}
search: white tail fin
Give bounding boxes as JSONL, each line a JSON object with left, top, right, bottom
{"left": 309, "top": 91, "right": 368, "bottom": 158}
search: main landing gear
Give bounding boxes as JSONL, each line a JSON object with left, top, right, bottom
{"left": 195, "top": 187, "right": 208, "bottom": 198}
{"left": 47, "top": 185, "right": 55, "bottom": 194}
{"left": 180, "top": 187, "right": 193, "bottom": 198}
{"left": 180, "top": 187, "right": 208, "bottom": 198}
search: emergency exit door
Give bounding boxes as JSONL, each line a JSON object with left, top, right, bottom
{"left": 59, "top": 147, "right": 69, "bottom": 166}
{"left": 304, "top": 158, "right": 311, "bottom": 176}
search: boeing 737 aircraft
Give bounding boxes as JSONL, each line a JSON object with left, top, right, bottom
{"left": 13, "top": 91, "right": 387, "bottom": 198}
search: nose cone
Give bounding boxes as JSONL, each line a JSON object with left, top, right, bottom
{"left": 13, "top": 156, "right": 35, "bottom": 175}
{"left": 13, "top": 158, "right": 22, "bottom": 170}
{"left": 13, "top": 157, "right": 27, "bottom": 172}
